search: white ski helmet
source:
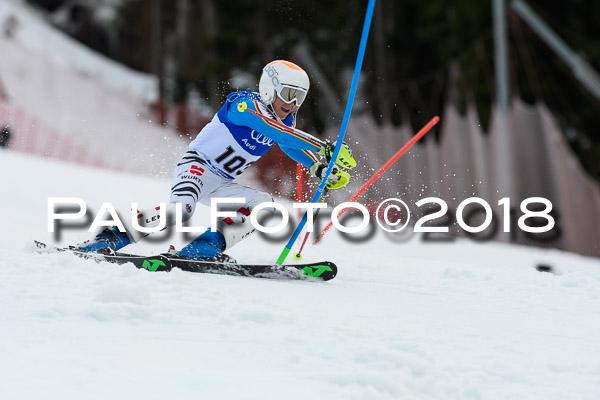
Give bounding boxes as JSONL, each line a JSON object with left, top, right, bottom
{"left": 259, "top": 60, "right": 310, "bottom": 111}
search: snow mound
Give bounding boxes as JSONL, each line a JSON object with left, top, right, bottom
{"left": 1, "top": 149, "right": 600, "bottom": 400}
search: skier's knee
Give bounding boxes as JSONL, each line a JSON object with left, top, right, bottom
{"left": 177, "top": 201, "right": 196, "bottom": 223}
{"left": 247, "top": 192, "right": 275, "bottom": 214}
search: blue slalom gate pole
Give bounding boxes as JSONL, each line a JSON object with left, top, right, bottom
{"left": 276, "top": 0, "right": 377, "bottom": 264}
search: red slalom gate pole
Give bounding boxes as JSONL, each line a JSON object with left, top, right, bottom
{"left": 312, "top": 116, "right": 440, "bottom": 245}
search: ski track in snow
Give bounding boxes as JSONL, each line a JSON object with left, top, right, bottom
{"left": 1, "top": 150, "right": 600, "bottom": 400}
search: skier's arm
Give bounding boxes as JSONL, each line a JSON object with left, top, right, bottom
{"left": 279, "top": 145, "right": 318, "bottom": 169}
{"left": 226, "top": 96, "right": 321, "bottom": 151}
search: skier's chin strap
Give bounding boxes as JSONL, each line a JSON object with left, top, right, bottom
{"left": 267, "top": 103, "right": 299, "bottom": 128}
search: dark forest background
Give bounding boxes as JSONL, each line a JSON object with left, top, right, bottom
{"left": 26, "top": 0, "right": 600, "bottom": 181}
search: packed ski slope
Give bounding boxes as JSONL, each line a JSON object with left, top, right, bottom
{"left": 1, "top": 149, "right": 599, "bottom": 400}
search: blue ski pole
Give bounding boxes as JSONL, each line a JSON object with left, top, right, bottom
{"left": 276, "top": 0, "right": 377, "bottom": 264}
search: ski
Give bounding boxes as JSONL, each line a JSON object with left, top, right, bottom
{"left": 33, "top": 241, "right": 337, "bottom": 281}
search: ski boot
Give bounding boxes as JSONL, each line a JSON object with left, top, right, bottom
{"left": 77, "top": 226, "right": 131, "bottom": 254}
{"left": 175, "top": 230, "right": 236, "bottom": 263}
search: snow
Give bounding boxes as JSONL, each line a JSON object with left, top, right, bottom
{"left": 1, "top": 0, "right": 598, "bottom": 397}
{"left": 0, "top": 0, "right": 189, "bottom": 176}
{"left": 0, "top": 0, "right": 157, "bottom": 102}
{"left": 1, "top": 149, "right": 600, "bottom": 399}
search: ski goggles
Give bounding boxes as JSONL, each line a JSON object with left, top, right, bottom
{"left": 276, "top": 85, "right": 307, "bottom": 106}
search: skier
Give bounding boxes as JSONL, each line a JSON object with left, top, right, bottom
{"left": 77, "top": 60, "right": 356, "bottom": 261}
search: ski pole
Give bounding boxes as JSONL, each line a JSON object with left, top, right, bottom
{"left": 294, "top": 138, "right": 336, "bottom": 260}
{"left": 293, "top": 187, "right": 329, "bottom": 261}
{"left": 312, "top": 115, "right": 440, "bottom": 245}
{"left": 276, "top": 0, "right": 377, "bottom": 265}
